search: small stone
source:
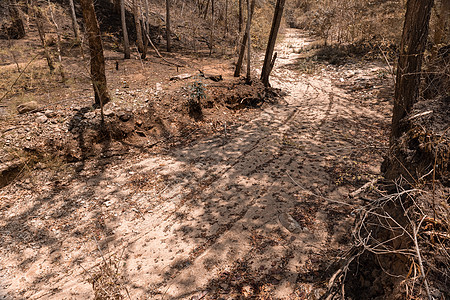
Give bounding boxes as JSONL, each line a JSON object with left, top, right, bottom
{"left": 44, "top": 110, "right": 57, "bottom": 118}
{"left": 118, "top": 111, "right": 132, "bottom": 122}
{"left": 278, "top": 212, "right": 302, "bottom": 234}
{"left": 36, "top": 115, "right": 48, "bottom": 123}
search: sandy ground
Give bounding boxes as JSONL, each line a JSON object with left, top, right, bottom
{"left": 0, "top": 28, "right": 393, "bottom": 299}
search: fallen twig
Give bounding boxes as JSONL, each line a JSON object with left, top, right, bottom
{"left": 349, "top": 178, "right": 378, "bottom": 198}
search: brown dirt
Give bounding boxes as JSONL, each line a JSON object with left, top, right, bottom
{"left": 0, "top": 28, "right": 395, "bottom": 299}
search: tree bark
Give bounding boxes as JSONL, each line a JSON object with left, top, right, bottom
{"left": 391, "top": 0, "right": 434, "bottom": 141}
{"left": 68, "top": 0, "right": 80, "bottom": 42}
{"left": 79, "top": 0, "right": 111, "bottom": 108}
{"left": 120, "top": 0, "right": 130, "bottom": 59}
{"left": 261, "top": 0, "right": 286, "bottom": 87}
{"left": 132, "top": 0, "right": 144, "bottom": 56}
{"left": 234, "top": 0, "right": 255, "bottom": 77}
{"left": 165, "top": 0, "right": 171, "bottom": 52}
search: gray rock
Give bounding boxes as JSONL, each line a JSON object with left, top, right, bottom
{"left": 278, "top": 212, "right": 303, "bottom": 234}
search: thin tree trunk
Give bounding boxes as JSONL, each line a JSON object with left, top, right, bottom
{"left": 141, "top": 0, "right": 149, "bottom": 58}
{"left": 391, "top": 0, "right": 434, "bottom": 141}
{"left": 224, "top": 0, "right": 228, "bottom": 37}
{"left": 120, "top": 0, "right": 130, "bottom": 59}
{"left": 261, "top": 0, "right": 286, "bottom": 87}
{"left": 166, "top": 0, "right": 171, "bottom": 52}
{"left": 48, "top": 0, "right": 65, "bottom": 82}
{"left": 209, "top": 0, "right": 214, "bottom": 55}
{"left": 143, "top": 0, "right": 150, "bottom": 33}
{"left": 238, "top": 0, "right": 243, "bottom": 33}
{"left": 68, "top": 0, "right": 80, "bottom": 42}
{"left": 203, "top": 0, "right": 210, "bottom": 19}
{"left": 246, "top": 0, "right": 251, "bottom": 83}
{"left": 33, "top": 6, "right": 54, "bottom": 73}
{"left": 133, "top": 0, "right": 144, "bottom": 56}
{"left": 79, "top": 0, "right": 111, "bottom": 108}
{"left": 234, "top": 0, "right": 255, "bottom": 77}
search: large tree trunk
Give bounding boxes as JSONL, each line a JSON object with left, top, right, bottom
{"left": 68, "top": 0, "right": 80, "bottom": 42}
{"left": 120, "top": 0, "right": 131, "bottom": 59}
{"left": 234, "top": 0, "right": 255, "bottom": 77}
{"left": 132, "top": 0, "right": 144, "bottom": 56}
{"left": 391, "top": 0, "right": 434, "bottom": 141}
{"left": 165, "top": 0, "right": 171, "bottom": 52}
{"left": 261, "top": 0, "right": 286, "bottom": 87}
{"left": 79, "top": 0, "right": 111, "bottom": 108}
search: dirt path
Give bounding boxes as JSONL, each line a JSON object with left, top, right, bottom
{"left": 0, "top": 29, "right": 392, "bottom": 299}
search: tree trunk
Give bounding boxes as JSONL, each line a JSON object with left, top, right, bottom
{"left": 141, "top": 0, "right": 149, "bottom": 58}
{"left": 120, "top": 0, "right": 130, "bottom": 59}
{"left": 68, "top": 0, "right": 80, "bottom": 42}
{"left": 48, "top": 0, "right": 65, "bottom": 82}
{"left": 391, "top": 0, "right": 434, "bottom": 141}
{"left": 79, "top": 0, "right": 111, "bottom": 108}
{"left": 261, "top": 0, "right": 286, "bottom": 87}
{"left": 234, "top": 0, "right": 255, "bottom": 77}
{"left": 33, "top": 6, "right": 54, "bottom": 73}
{"left": 8, "top": 0, "right": 26, "bottom": 39}
{"left": 238, "top": 0, "right": 243, "bottom": 33}
{"left": 165, "top": 0, "right": 171, "bottom": 52}
{"left": 245, "top": 0, "right": 251, "bottom": 83}
{"left": 209, "top": 0, "right": 214, "bottom": 55}
{"left": 224, "top": 0, "right": 228, "bottom": 36}
{"left": 132, "top": 0, "right": 144, "bottom": 56}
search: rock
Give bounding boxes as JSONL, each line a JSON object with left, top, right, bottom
{"left": 278, "top": 212, "right": 303, "bottom": 234}
{"left": 104, "top": 109, "right": 115, "bottom": 117}
{"left": 170, "top": 73, "right": 193, "bottom": 81}
{"left": 36, "top": 115, "right": 48, "bottom": 123}
{"left": 17, "top": 101, "right": 40, "bottom": 114}
{"left": 117, "top": 111, "right": 132, "bottom": 122}
{"left": 44, "top": 110, "right": 57, "bottom": 118}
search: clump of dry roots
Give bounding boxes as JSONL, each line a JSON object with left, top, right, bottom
{"left": 321, "top": 178, "right": 449, "bottom": 300}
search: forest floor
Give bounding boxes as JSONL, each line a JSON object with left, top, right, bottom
{"left": 0, "top": 28, "right": 394, "bottom": 299}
